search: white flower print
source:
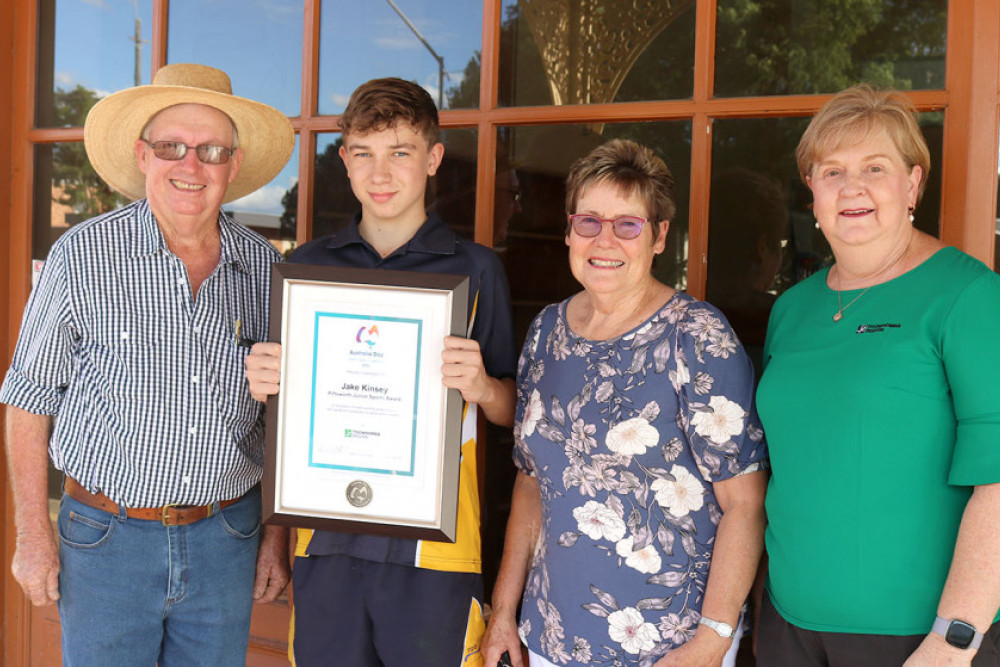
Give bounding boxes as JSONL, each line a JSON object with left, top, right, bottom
{"left": 573, "top": 500, "right": 627, "bottom": 542}
{"left": 658, "top": 610, "right": 698, "bottom": 646}
{"left": 692, "top": 371, "right": 713, "bottom": 395}
{"left": 608, "top": 607, "right": 661, "bottom": 654}
{"left": 522, "top": 389, "right": 544, "bottom": 437}
{"left": 663, "top": 297, "right": 687, "bottom": 322}
{"left": 616, "top": 535, "right": 663, "bottom": 574}
{"left": 669, "top": 357, "right": 690, "bottom": 387}
{"left": 550, "top": 322, "right": 572, "bottom": 361}
{"left": 528, "top": 359, "right": 545, "bottom": 383}
{"left": 651, "top": 465, "right": 705, "bottom": 517}
{"left": 690, "top": 395, "right": 745, "bottom": 443}
{"left": 567, "top": 418, "right": 598, "bottom": 453}
{"left": 706, "top": 330, "right": 737, "bottom": 358}
{"left": 578, "top": 455, "right": 618, "bottom": 496}
{"left": 685, "top": 309, "right": 725, "bottom": 340}
{"left": 606, "top": 417, "right": 659, "bottom": 457}
{"left": 571, "top": 636, "right": 592, "bottom": 663}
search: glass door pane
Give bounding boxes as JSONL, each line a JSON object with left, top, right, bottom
{"left": 318, "top": 0, "right": 483, "bottom": 114}
{"left": 498, "top": 0, "right": 695, "bottom": 107}
{"left": 497, "top": 121, "right": 691, "bottom": 342}
{"left": 168, "top": 0, "right": 304, "bottom": 117}
{"left": 36, "top": 0, "right": 154, "bottom": 128}
{"left": 715, "top": 0, "right": 947, "bottom": 97}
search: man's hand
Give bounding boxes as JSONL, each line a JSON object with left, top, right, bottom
{"left": 245, "top": 342, "right": 283, "bottom": 403}
{"left": 12, "top": 528, "right": 60, "bottom": 606}
{"left": 253, "top": 525, "right": 290, "bottom": 604}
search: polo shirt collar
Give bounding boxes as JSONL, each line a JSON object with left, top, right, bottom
{"left": 325, "top": 211, "right": 457, "bottom": 257}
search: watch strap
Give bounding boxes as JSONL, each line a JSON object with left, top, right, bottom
{"left": 932, "top": 616, "right": 983, "bottom": 650}
{"left": 698, "top": 616, "right": 734, "bottom": 638}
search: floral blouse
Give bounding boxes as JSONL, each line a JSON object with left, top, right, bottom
{"left": 513, "top": 293, "right": 767, "bottom": 666}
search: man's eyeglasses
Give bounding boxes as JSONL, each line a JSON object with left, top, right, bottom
{"left": 142, "top": 140, "right": 235, "bottom": 165}
{"left": 568, "top": 213, "right": 648, "bottom": 240}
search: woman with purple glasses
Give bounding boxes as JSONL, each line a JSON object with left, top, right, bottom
{"left": 482, "top": 139, "right": 769, "bottom": 667}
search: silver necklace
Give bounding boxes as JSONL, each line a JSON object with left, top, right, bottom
{"left": 831, "top": 232, "right": 913, "bottom": 323}
{"left": 833, "top": 286, "right": 871, "bottom": 322}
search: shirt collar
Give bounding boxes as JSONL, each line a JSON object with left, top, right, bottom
{"left": 128, "top": 199, "right": 250, "bottom": 274}
{"left": 324, "top": 211, "right": 458, "bottom": 257}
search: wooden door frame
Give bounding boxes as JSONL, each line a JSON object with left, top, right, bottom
{"left": 3, "top": 0, "right": 30, "bottom": 663}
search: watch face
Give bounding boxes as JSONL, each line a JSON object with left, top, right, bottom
{"left": 946, "top": 620, "right": 977, "bottom": 649}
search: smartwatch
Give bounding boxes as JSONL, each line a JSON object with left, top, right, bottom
{"left": 698, "top": 616, "right": 734, "bottom": 638}
{"left": 931, "top": 616, "right": 983, "bottom": 650}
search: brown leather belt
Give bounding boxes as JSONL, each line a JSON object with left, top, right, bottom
{"left": 64, "top": 477, "right": 239, "bottom": 526}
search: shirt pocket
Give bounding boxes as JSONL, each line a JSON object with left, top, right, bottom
{"left": 84, "top": 324, "right": 163, "bottom": 399}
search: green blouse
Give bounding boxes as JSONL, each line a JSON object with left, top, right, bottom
{"left": 758, "top": 247, "right": 1000, "bottom": 635}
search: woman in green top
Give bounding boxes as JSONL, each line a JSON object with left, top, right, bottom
{"left": 756, "top": 85, "right": 1000, "bottom": 666}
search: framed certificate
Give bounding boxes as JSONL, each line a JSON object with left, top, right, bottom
{"left": 261, "top": 263, "right": 469, "bottom": 542}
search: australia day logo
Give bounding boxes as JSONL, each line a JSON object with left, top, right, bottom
{"left": 355, "top": 324, "right": 380, "bottom": 348}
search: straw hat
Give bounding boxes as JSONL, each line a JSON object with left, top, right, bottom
{"left": 84, "top": 63, "right": 294, "bottom": 204}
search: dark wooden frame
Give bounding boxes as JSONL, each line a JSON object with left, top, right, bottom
{"left": 261, "top": 263, "right": 469, "bottom": 542}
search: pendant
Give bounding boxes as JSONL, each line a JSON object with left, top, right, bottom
{"left": 832, "top": 311, "right": 843, "bottom": 322}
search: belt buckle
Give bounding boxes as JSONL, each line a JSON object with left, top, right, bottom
{"left": 161, "top": 504, "right": 180, "bottom": 526}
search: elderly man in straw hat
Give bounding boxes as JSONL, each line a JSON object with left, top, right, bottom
{"left": 1, "top": 63, "right": 294, "bottom": 665}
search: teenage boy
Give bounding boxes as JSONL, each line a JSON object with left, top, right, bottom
{"left": 245, "top": 78, "right": 516, "bottom": 667}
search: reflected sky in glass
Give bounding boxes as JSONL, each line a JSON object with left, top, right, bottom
{"left": 42, "top": 0, "right": 155, "bottom": 127}
{"left": 227, "top": 135, "right": 300, "bottom": 220}
{"left": 318, "top": 0, "right": 482, "bottom": 114}
{"left": 168, "top": 0, "right": 303, "bottom": 117}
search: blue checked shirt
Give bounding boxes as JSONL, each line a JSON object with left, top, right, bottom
{"left": 0, "top": 200, "right": 281, "bottom": 507}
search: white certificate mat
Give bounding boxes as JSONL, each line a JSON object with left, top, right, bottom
{"left": 262, "top": 264, "right": 468, "bottom": 543}
{"left": 309, "top": 312, "right": 420, "bottom": 475}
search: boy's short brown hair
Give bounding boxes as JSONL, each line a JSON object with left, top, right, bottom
{"left": 340, "top": 77, "right": 440, "bottom": 146}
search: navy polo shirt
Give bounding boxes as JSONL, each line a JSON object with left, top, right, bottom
{"left": 291, "top": 211, "right": 517, "bottom": 565}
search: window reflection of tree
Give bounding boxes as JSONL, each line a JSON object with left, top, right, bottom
{"left": 715, "top": 0, "right": 946, "bottom": 97}
{"left": 34, "top": 86, "right": 128, "bottom": 257}
{"left": 286, "top": 139, "right": 355, "bottom": 244}
{"left": 52, "top": 87, "right": 126, "bottom": 218}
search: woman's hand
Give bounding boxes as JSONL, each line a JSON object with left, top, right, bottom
{"left": 483, "top": 472, "right": 542, "bottom": 667}
{"left": 903, "top": 633, "right": 974, "bottom": 666}
{"left": 654, "top": 627, "right": 732, "bottom": 667}
{"left": 482, "top": 611, "right": 523, "bottom": 667}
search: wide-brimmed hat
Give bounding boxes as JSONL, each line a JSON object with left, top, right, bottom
{"left": 84, "top": 63, "right": 294, "bottom": 204}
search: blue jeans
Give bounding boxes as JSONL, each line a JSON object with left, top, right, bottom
{"left": 57, "top": 486, "right": 261, "bottom": 667}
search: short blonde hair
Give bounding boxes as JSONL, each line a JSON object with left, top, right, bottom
{"left": 796, "top": 84, "right": 930, "bottom": 203}
{"left": 565, "top": 139, "right": 676, "bottom": 227}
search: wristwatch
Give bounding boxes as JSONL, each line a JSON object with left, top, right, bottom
{"left": 698, "top": 616, "right": 734, "bottom": 638}
{"left": 931, "top": 616, "right": 983, "bottom": 650}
